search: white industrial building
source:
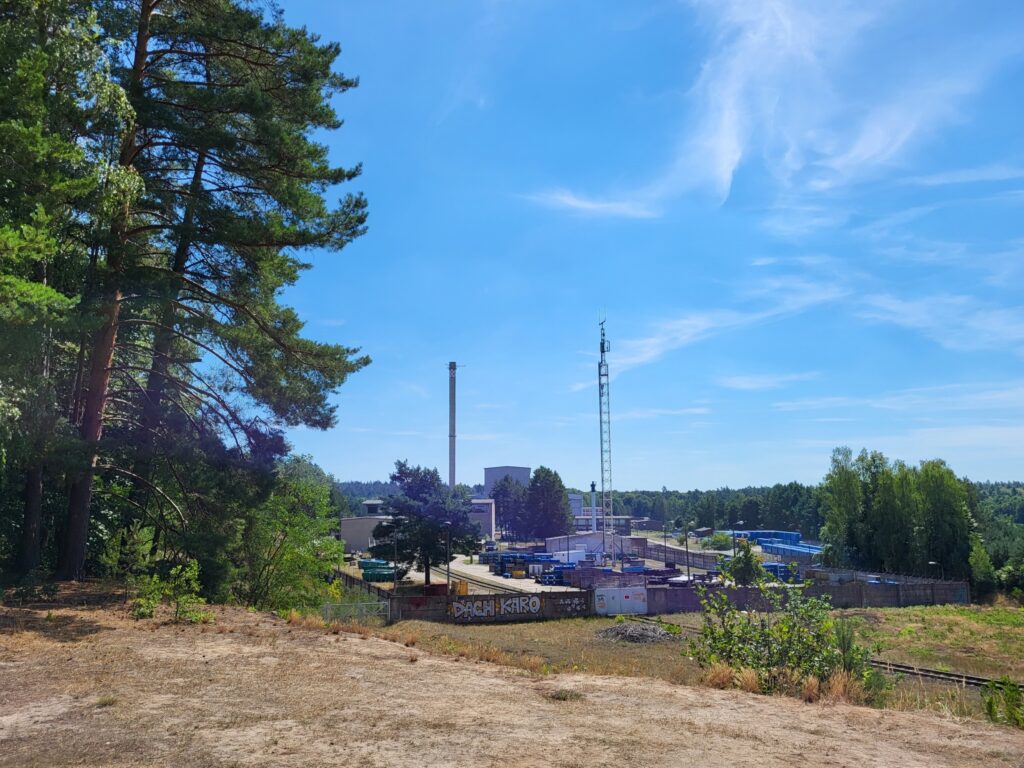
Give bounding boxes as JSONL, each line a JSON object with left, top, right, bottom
{"left": 483, "top": 466, "right": 531, "bottom": 495}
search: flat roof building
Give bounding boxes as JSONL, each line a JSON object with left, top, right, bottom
{"left": 483, "top": 466, "right": 531, "bottom": 495}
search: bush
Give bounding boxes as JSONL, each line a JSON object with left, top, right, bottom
{"left": 2, "top": 568, "right": 58, "bottom": 605}
{"left": 700, "top": 532, "right": 733, "bottom": 551}
{"left": 129, "top": 560, "right": 212, "bottom": 623}
{"left": 688, "top": 580, "right": 867, "bottom": 695}
{"left": 982, "top": 678, "right": 1024, "bottom": 728}
{"left": 721, "top": 539, "right": 767, "bottom": 586}
{"left": 129, "top": 573, "right": 164, "bottom": 619}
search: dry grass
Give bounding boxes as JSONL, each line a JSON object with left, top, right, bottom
{"left": 824, "top": 670, "right": 866, "bottom": 705}
{"left": 365, "top": 616, "right": 702, "bottom": 684}
{"left": 887, "top": 680, "right": 976, "bottom": 720}
{"left": 736, "top": 667, "right": 761, "bottom": 694}
{"left": 802, "top": 675, "right": 821, "bottom": 703}
{"left": 702, "top": 662, "right": 734, "bottom": 689}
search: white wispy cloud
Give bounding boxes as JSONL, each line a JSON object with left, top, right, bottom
{"left": 859, "top": 294, "right": 1024, "bottom": 354}
{"left": 775, "top": 381, "right": 1024, "bottom": 414}
{"left": 617, "top": 407, "right": 712, "bottom": 420}
{"left": 718, "top": 371, "right": 818, "bottom": 391}
{"left": 523, "top": 189, "right": 658, "bottom": 219}
{"left": 402, "top": 382, "right": 430, "bottom": 400}
{"left": 902, "top": 163, "right": 1024, "bottom": 187}
{"left": 527, "top": 2, "right": 1023, "bottom": 218}
{"left": 571, "top": 274, "right": 846, "bottom": 390}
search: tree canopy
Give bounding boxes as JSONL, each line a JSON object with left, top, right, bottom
{"left": 0, "top": 0, "right": 366, "bottom": 610}
{"left": 369, "top": 461, "right": 479, "bottom": 586}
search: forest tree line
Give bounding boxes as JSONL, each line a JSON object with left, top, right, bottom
{"left": 0, "top": 0, "right": 365, "bottom": 609}
{"left": 342, "top": 456, "right": 1024, "bottom": 596}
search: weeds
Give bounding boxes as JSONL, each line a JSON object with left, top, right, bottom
{"left": 702, "top": 662, "right": 734, "bottom": 689}
{"left": 801, "top": 675, "right": 821, "bottom": 703}
{"left": 982, "top": 678, "right": 1024, "bottom": 728}
{"left": 129, "top": 560, "right": 212, "bottom": 623}
{"left": 736, "top": 668, "right": 760, "bottom": 694}
{"left": 548, "top": 689, "right": 584, "bottom": 702}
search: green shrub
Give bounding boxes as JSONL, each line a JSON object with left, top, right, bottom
{"left": 129, "top": 560, "right": 213, "bottom": 623}
{"left": 2, "top": 569, "right": 58, "bottom": 605}
{"left": 129, "top": 573, "right": 164, "bottom": 619}
{"left": 700, "top": 532, "right": 733, "bottom": 551}
{"left": 982, "top": 678, "right": 1024, "bottom": 728}
{"left": 688, "top": 580, "right": 866, "bottom": 694}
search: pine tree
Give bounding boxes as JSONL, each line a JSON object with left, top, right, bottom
{"left": 56, "top": 0, "right": 368, "bottom": 578}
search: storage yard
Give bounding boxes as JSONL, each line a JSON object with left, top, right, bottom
{"left": 342, "top": 528, "right": 968, "bottom": 623}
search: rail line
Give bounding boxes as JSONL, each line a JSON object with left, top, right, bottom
{"left": 632, "top": 617, "right": 1017, "bottom": 689}
{"left": 428, "top": 567, "right": 527, "bottom": 594}
{"left": 867, "top": 659, "right": 1016, "bottom": 689}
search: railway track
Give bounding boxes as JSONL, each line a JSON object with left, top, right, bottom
{"left": 428, "top": 567, "right": 527, "bottom": 594}
{"left": 631, "top": 617, "right": 1017, "bottom": 689}
{"left": 867, "top": 659, "right": 1015, "bottom": 689}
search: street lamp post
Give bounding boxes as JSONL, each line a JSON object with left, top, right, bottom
{"left": 391, "top": 516, "right": 405, "bottom": 592}
{"left": 928, "top": 560, "right": 945, "bottom": 581}
{"left": 733, "top": 519, "right": 745, "bottom": 557}
{"left": 684, "top": 521, "right": 693, "bottom": 581}
{"left": 444, "top": 521, "right": 452, "bottom": 593}
{"left": 663, "top": 518, "right": 669, "bottom": 566}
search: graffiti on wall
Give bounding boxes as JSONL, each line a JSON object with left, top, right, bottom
{"left": 547, "top": 594, "right": 590, "bottom": 617}
{"left": 451, "top": 594, "right": 541, "bottom": 622}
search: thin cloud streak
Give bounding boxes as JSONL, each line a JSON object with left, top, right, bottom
{"left": 529, "top": 2, "right": 1023, "bottom": 218}
{"left": 718, "top": 371, "right": 819, "bottom": 390}
{"left": 902, "top": 164, "right": 1024, "bottom": 187}
{"left": 859, "top": 294, "right": 1024, "bottom": 355}
{"left": 775, "top": 381, "right": 1024, "bottom": 414}
{"left": 571, "top": 275, "right": 847, "bottom": 390}
{"left": 523, "top": 189, "right": 658, "bottom": 219}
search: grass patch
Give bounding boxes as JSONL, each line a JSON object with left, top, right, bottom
{"left": 349, "top": 616, "right": 703, "bottom": 684}
{"left": 845, "top": 605, "right": 1024, "bottom": 680}
{"left": 548, "top": 688, "right": 584, "bottom": 702}
{"left": 95, "top": 695, "right": 117, "bottom": 708}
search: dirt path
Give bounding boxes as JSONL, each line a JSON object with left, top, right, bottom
{"left": 1, "top": 601, "right": 1022, "bottom": 768}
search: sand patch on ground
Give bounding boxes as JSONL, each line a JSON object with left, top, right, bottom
{"left": 1, "top": 599, "right": 1022, "bottom": 768}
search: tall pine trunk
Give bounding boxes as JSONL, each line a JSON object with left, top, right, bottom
{"left": 57, "top": 1, "right": 154, "bottom": 580}
{"left": 19, "top": 464, "right": 44, "bottom": 572}
{"left": 129, "top": 151, "right": 207, "bottom": 512}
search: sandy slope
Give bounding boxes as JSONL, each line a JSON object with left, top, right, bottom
{"left": 1, "top": 600, "right": 1022, "bottom": 768}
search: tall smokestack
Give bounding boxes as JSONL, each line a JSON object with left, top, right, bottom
{"left": 448, "top": 361, "right": 456, "bottom": 489}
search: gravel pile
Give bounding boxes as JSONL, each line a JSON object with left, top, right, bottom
{"left": 597, "top": 621, "right": 676, "bottom": 643}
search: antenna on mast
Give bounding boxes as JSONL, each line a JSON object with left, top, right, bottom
{"left": 449, "top": 361, "right": 457, "bottom": 489}
{"left": 598, "top": 321, "right": 613, "bottom": 550}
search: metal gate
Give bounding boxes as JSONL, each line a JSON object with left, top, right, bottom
{"left": 321, "top": 601, "right": 390, "bottom": 622}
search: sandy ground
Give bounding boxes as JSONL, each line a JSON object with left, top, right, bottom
{"left": 1, "top": 597, "right": 1022, "bottom": 768}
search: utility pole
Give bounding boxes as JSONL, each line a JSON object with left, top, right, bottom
{"left": 448, "top": 361, "right": 456, "bottom": 489}
{"left": 598, "top": 321, "right": 613, "bottom": 556}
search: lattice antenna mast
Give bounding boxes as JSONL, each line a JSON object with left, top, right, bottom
{"left": 598, "top": 321, "right": 613, "bottom": 540}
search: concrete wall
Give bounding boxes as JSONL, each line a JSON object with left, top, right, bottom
{"left": 645, "top": 580, "right": 969, "bottom": 615}
{"left": 595, "top": 587, "right": 647, "bottom": 615}
{"left": 446, "top": 591, "right": 593, "bottom": 624}
{"left": 469, "top": 498, "right": 496, "bottom": 539}
{"left": 338, "top": 516, "right": 391, "bottom": 554}
{"left": 389, "top": 594, "right": 450, "bottom": 622}
{"left": 804, "top": 581, "right": 970, "bottom": 608}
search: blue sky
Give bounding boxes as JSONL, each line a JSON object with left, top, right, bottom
{"left": 280, "top": 1, "right": 1024, "bottom": 491}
